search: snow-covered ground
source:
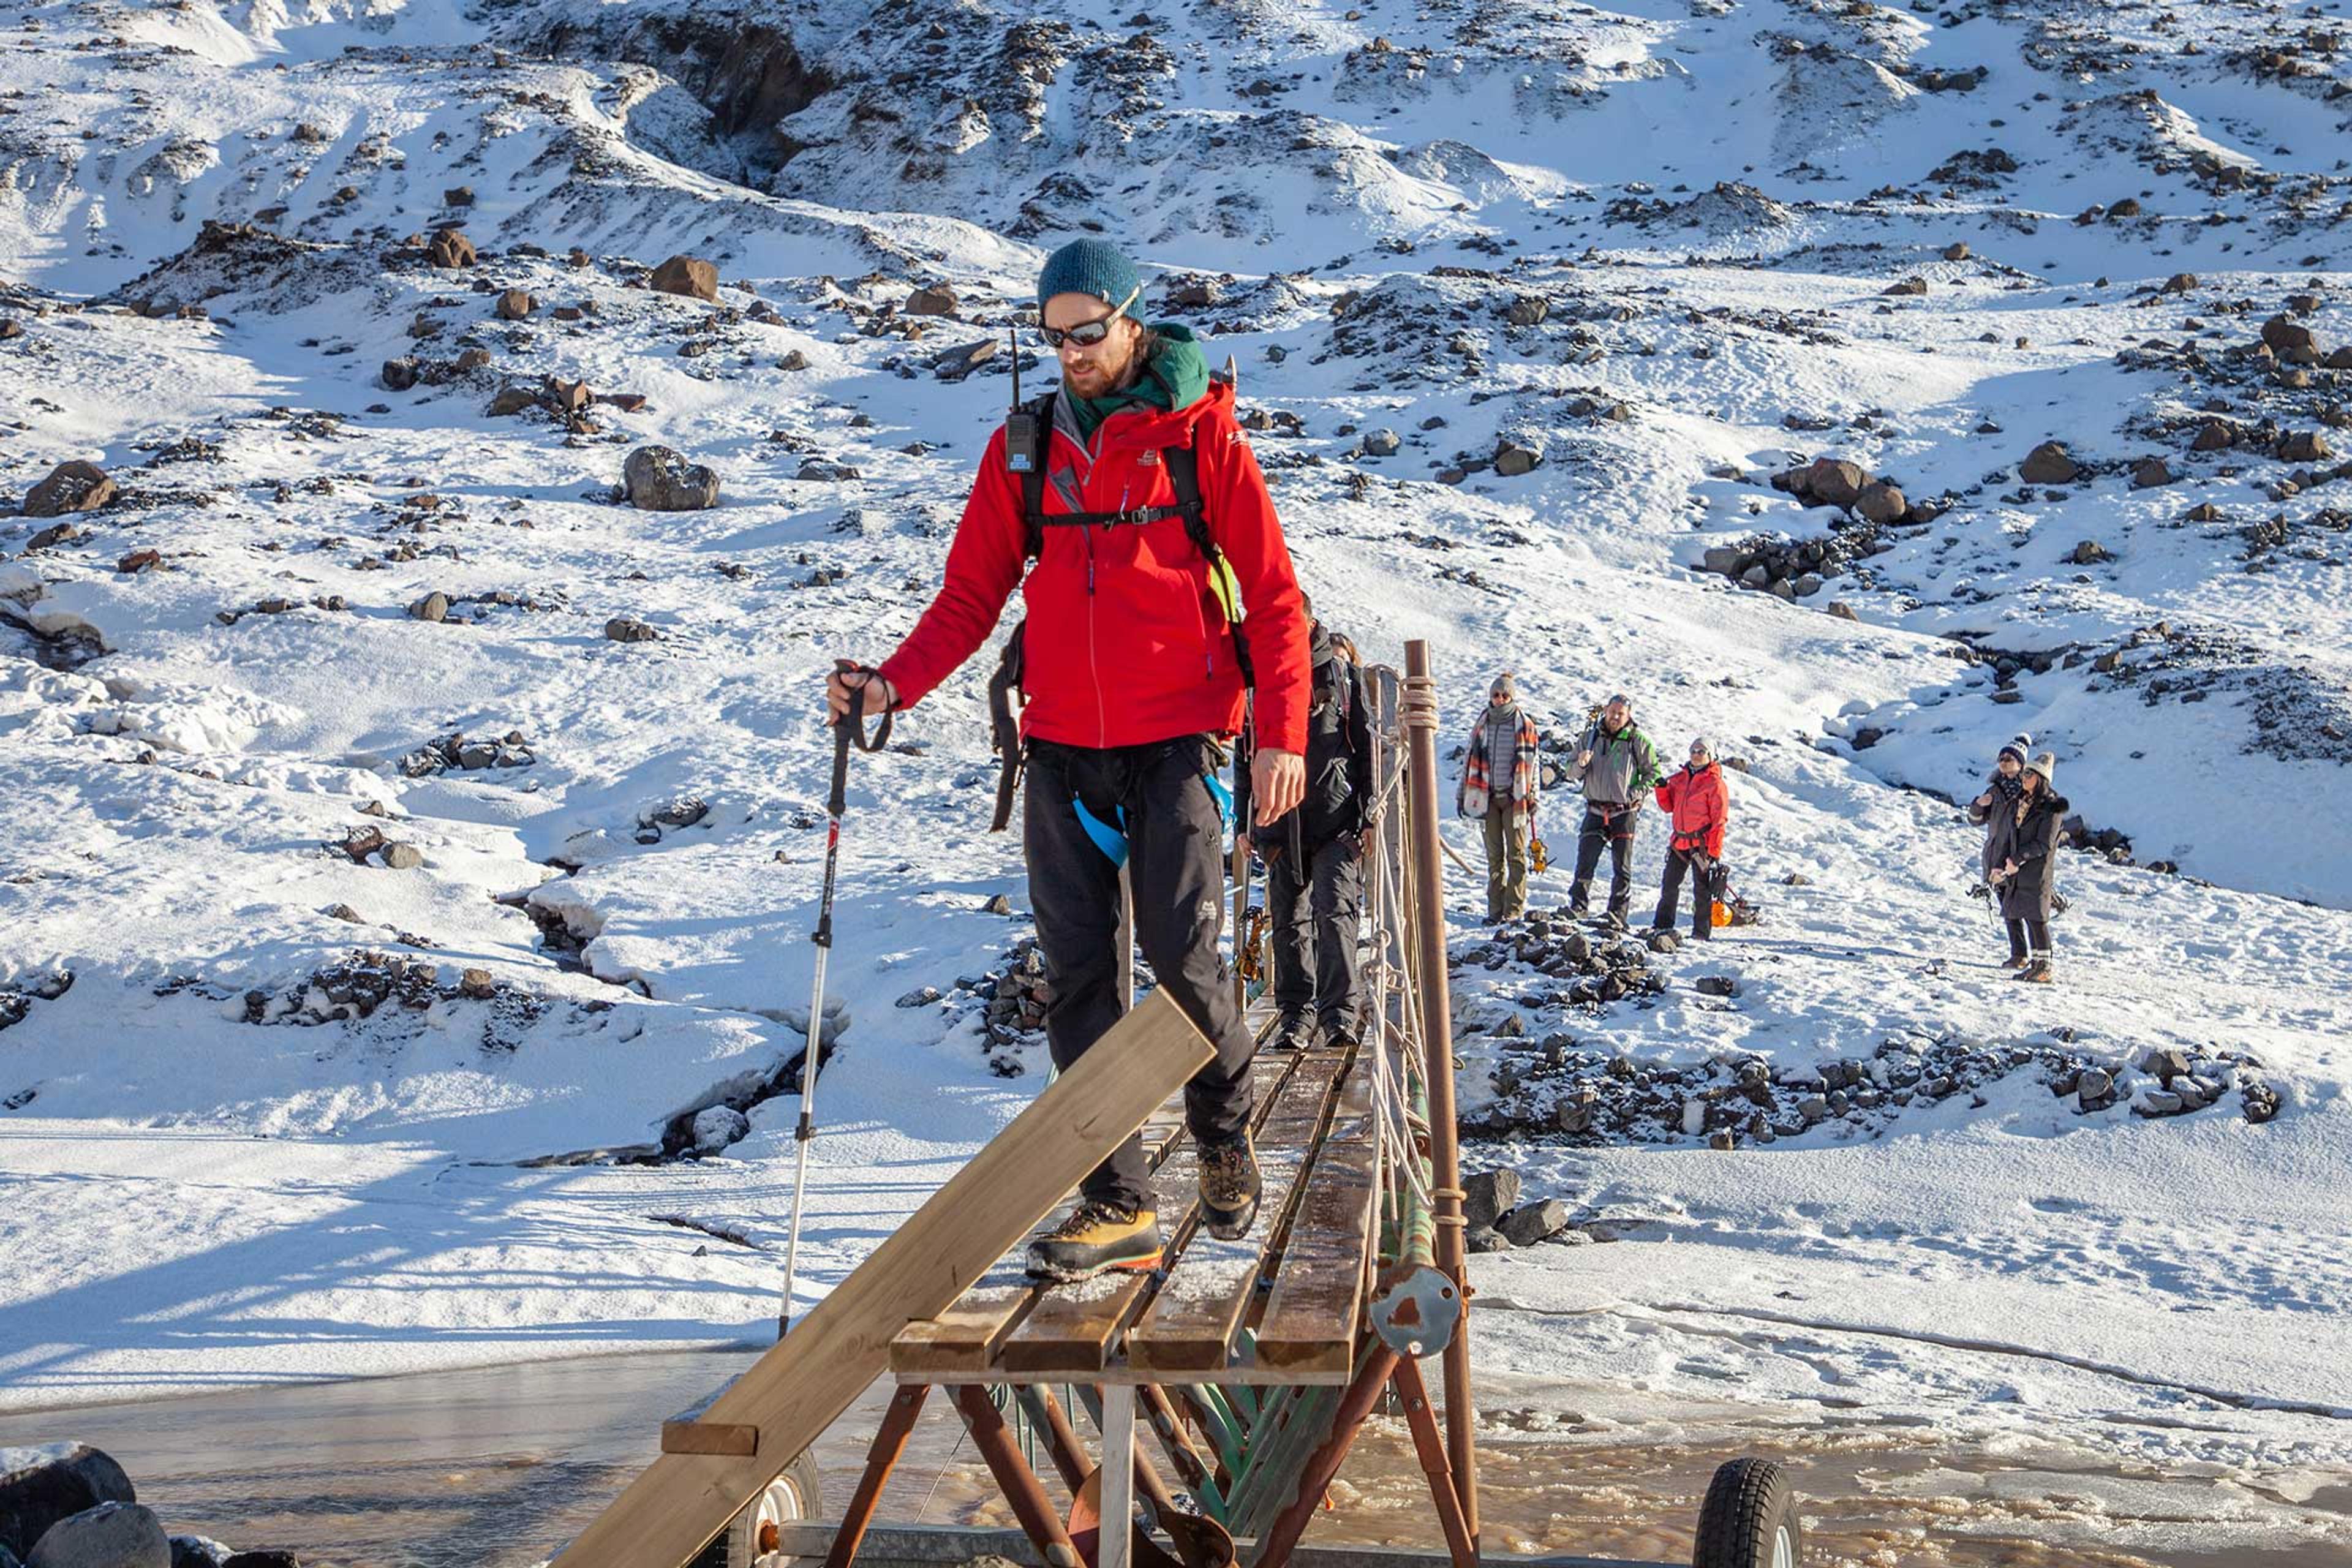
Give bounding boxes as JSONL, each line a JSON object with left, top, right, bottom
{"left": 4, "top": 0, "right": 2350, "bottom": 1558}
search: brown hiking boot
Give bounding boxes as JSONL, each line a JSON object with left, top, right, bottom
{"left": 2018, "top": 959, "right": 2055, "bottom": 984}
{"left": 1025, "top": 1200, "right": 1163, "bottom": 1283}
{"left": 1197, "top": 1133, "right": 1261, "bottom": 1242}
{"left": 2001, "top": 955, "right": 2028, "bottom": 971}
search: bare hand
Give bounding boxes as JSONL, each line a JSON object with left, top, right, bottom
{"left": 824, "top": 660, "right": 895, "bottom": 726}
{"left": 1252, "top": 747, "right": 1305, "bottom": 827}
{"left": 1973, "top": 791, "right": 1993, "bottom": 809}
{"left": 1576, "top": 750, "right": 1593, "bottom": 769}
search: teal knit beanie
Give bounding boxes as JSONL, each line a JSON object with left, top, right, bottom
{"left": 1037, "top": 239, "right": 1142, "bottom": 317}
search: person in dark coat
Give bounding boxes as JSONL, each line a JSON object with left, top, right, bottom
{"left": 1262, "top": 606, "right": 1373, "bottom": 1052}
{"left": 1967, "top": 734, "right": 2030, "bottom": 884}
{"left": 1989, "top": 752, "right": 2067, "bottom": 983}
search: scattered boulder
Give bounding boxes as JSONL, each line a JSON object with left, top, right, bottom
{"left": 1504, "top": 293, "right": 1548, "bottom": 327}
{"left": 1461, "top": 1168, "right": 1521, "bottom": 1229}
{"left": 424, "top": 229, "right": 475, "bottom": 270}
{"left": 1853, "top": 480, "right": 1907, "bottom": 524}
{"left": 21, "top": 462, "right": 115, "bottom": 519}
{"left": 2130, "top": 458, "right": 2172, "bottom": 489}
{"left": 1493, "top": 441, "right": 1539, "bottom": 477}
{"left": 494, "top": 289, "right": 534, "bottom": 320}
{"left": 407, "top": 591, "right": 449, "bottom": 623}
{"left": 1942, "top": 241, "right": 1970, "bottom": 261}
{"left": 2191, "top": 420, "right": 2236, "bottom": 452}
{"left": 380, "top": 357, "right": 419, "bottom": 391}
{"left": 1804, "top": 458, "right": 1867, "bottom": 510}
{"left": 1499, "top": 1199, "right": 1572, "bottom": 1247}
{"left": 2260, "top": 314, "right": 2317, "bottom": 361}
{"left": 380, "top": 843, "right": 424, "bottom": 871}
{"left": 1361, "top": 428, "right": 1401, "bottom": 458}
{"left": 485, "top": 385, "right": 540, "bottom": 417}
{"left": 25, "top": 1502, "right": 168, "bottom": 1568}
{"left": 1464, "top": 1225, "right": 1509, "bottom": 1254}
{"left": 902, "top": 284, "right": 959, "bottom": 317}
{"left": 2070, "top": 539, "right": 2112, "bottom": 565}
{"left": 690, "top": 1105, "right": 750, "bottom": 1155}
{"left": 622, "top": 446, "right": 720, "bottom": 511}
{"left": 1, "top": 1444, "right": 136, "bottom": 1562}
{"left": 604, "top": 616, "right": 661, "bottom": 643}
{"left": 649, "top": 255, "right": 718, "bottom": 302}
{"left": 2018, "top": 441, "right": 2079, "bottom": 484}
{"left": 2161, "top": 272, "right": 2197, "bottom": 293}
{"left": 2275, "top": 431, "right": 2331, "bottom": 464}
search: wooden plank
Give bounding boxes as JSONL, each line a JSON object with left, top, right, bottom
{"left": 990, "top": 1050, "right": 1301, "bottom": 1378}
{"left": 1126, "top": 1050, "right": 1349, "bottom": 1374}
{"left": 659, "top": 1422, "right": 757, "bottom": 1457}
{"left": 895, "top": 1050, "right": 1294, "bottom": 1380}
{"left": 554, "top": 990, "right": 1214, "bottom": 1568}
{"left": 1253, "top": 1063, "right": 1379, "bottom": 1376}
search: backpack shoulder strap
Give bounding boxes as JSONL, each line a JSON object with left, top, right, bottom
{"left": 1162, "top": 439, "right": 1213, "bottom": 562}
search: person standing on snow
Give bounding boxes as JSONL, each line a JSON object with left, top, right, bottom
{"left": 1988, "top": 752, "right": 2067, "bottom": 984}
{"left": 1967, "top": 733, "right": 2031, "bottom": 886}
{"left": 1651, "top": 738, "right": 1728, "bottom": 941}
{"left": 826, "top": 239, "right": 1312, "bottom": 1282}
{"left": 1457, "top": 673, "right": 1540, "bottom": 923}
{"left": 1262, "top": 598, "right": 1373, "bottom": 1054}
{"left": 1566, "top": 693, "right": 1661, "bottom": 926}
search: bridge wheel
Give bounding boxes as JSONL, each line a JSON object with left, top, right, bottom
{"left": 1693, "top": 1456, "right": 1801, "bottom": 1568}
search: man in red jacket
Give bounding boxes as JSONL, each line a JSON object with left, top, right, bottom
{"left": 1651, "top": 739, "right": 1728, "bottom": 941}
{"left": 827, "top": 239, "right": 1311, "bottom": 1282}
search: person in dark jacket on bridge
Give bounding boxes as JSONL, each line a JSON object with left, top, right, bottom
{"left": 1261, "top": 600, "right": 1373, "bottom": 1053}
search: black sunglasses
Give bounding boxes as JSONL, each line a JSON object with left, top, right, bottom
{"left": 1039, "top": 284, "right": 1140, "bottom": 350}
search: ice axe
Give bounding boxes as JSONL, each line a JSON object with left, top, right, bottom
{"left": 778, "top": 662, "right": 893, "bottom": 1338}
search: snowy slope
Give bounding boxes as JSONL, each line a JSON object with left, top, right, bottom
{"left": 3, "top": 0, "right": 2351, "bottom": 1555}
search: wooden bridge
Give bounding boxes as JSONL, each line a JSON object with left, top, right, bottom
{"left": 553, "top": 642, "right": 1801, "bottom": 1568}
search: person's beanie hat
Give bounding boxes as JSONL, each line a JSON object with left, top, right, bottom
{"left": 2026, "top": 751, "right": 2057, "bottom": 787}
{"left": 1037, "top": 239, "right": 1142, "bottom": 317}
{"left": 1999, "top": 732, "right": 2032, "bottom": 765}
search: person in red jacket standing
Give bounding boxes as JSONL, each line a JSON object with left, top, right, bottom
{"left": 1651, "top": 739, "right": 1728, "bottom": 941}
{"left": 827, "top": 239, "right": 1311, "bottom": 1282}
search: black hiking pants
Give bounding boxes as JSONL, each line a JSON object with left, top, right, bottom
{"left": 1570, "top": 802, "right": 1640, "bottom": 919}
{"left": 1026, "top": 736, "right": 1255, "bottom": 1212}
{"left": 1654, "top": 845, "right": 1716, "bottom": 940}
{"left": 1268, "top": 830, "right": 1365, "bottom": 1042}
{"left": 2005, "top": 918, "right": 2051, "bottom": 962}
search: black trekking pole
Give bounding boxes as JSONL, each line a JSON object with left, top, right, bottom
{"left": 778, "top": 665, "right": 892, "bottom": 1338}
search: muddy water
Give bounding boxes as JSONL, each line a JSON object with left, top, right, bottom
{"left": 0, "top": 1351, "right": 2339, "bottom": 1567}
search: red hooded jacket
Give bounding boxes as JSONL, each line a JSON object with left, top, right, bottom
{"left": 876, "top": 381, "right": 1312, "bottom": 754}
{"left": 1654, "top": 761, "right": 1728, "bottom": 859}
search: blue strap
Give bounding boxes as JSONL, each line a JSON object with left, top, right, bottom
{"left": 1202, "top": 771, "right": 1234, "bottom": 833}
{"left": 1074, "top": 797, "right": 1128, "bottom": 867}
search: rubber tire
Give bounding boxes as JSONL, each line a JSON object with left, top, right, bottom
{"left": 686, "top": 1450, "right": 824, "bottom": 1568}
{"left": 1692, "top": 1457, "right": 1803, "bottom": 1568}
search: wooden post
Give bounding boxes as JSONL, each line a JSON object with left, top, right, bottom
{"left": 1099, "top": 1384, "right": 1138, "bottom": 1568}
{"left": 556, "top": 992, "right": 1215, "bottom": 1568}
{"left": 1400, "top": 641, "right": 1477, "bottom": 1545}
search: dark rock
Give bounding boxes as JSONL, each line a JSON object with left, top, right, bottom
{"left": 425, "top": 230, "right": 475, "bottom": 270}
{"left": 380, "top": 356, "right": 420, "bottom": 391}
{"left": 982, "top": 893, "right": 1014, "bottom": 916}
{"left": 494, "top": 290, "right": 533, "bottom": 320}
{"left": 1883, "top": 276, "right": 1928, "bottom": 297}
{"left": 1694, "top": 975, "right": 1738, "bottom": 997}
{"left": 21, "top": 463, "right": 115, "bottom": 519}
{"left": 902, "top": 284, "right": 959, "bottom": 317}
{"left": 2070, "top": 539, "right": 2112, "bottom": 565}
{"left": 2130, "top": 458, "right": 2172, "bottom": 489}
{"left": 603, "top": 616, "right": 660, "bottom": 643}
{"left": 381, "top": 843, "right": 424, "bottom": 871}
{"left": 2076, "top": 1067, "right": 2116, "bottom": 1112}
{"left": 169, "top": 1537, "right": 232, "bottom": 1568}
{"left": 2275, "top": 431, "right": 2331, "bottom": 464}
{"left": 486, "top": 385, "right": 539, "bottom": 417}
{"left": 2260, "top": 314, "right": 2316, "bottom": 359}
{"left": 1362, "top": 428, "right": 1401, "bottom": 458}
{"left": 221, "top": 1554, "right": 302, "bottom": 1568}
{"left": 622, "top": 446, "right": 720, "bottom": 511}
{"left": 1803, "top": 458, "right": 1868, "bottom": 508}
{"left": 1854, "top": 481, "right": 1906, "bottom": 524}
{"left": 649, "top": 255, "right": 719, "bottom": 302}
{"left": 1825, "top": 601, "right": 1860, "bottom": 622}
{"left": 2018, "top": 442, "right": 2079, "bottom": 484}
{"left": 2241, "top": 1079, "right": 2280, "bottom": 1124}
{"left": 407, "top": 591, "right": 449, "bottom": 623}
{"left": 25, "top": 1502, "right": 167, "bottom": 1568}
{"left": 1464, "top": 1224, "right": 1510, "bottom": 1254}
{"left": 1499, "top": 1197, "right": 1572, "bottom": 1246}
{"left": 1461, "top": 1168, "right": 1521, "bottom": 1229}
{"left": 1493, "top": 441, "right": 1539, "bottom": 477}
{"left": 1504, "top": 293, "right": 1548, "bottom": 326}
{"left": 1, "top": 1447, "right": 135, "bottom": 1562}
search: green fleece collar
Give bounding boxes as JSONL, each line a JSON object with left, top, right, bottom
{"left": 1066, "top": 323, "right": 1209, "bottom": 441}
